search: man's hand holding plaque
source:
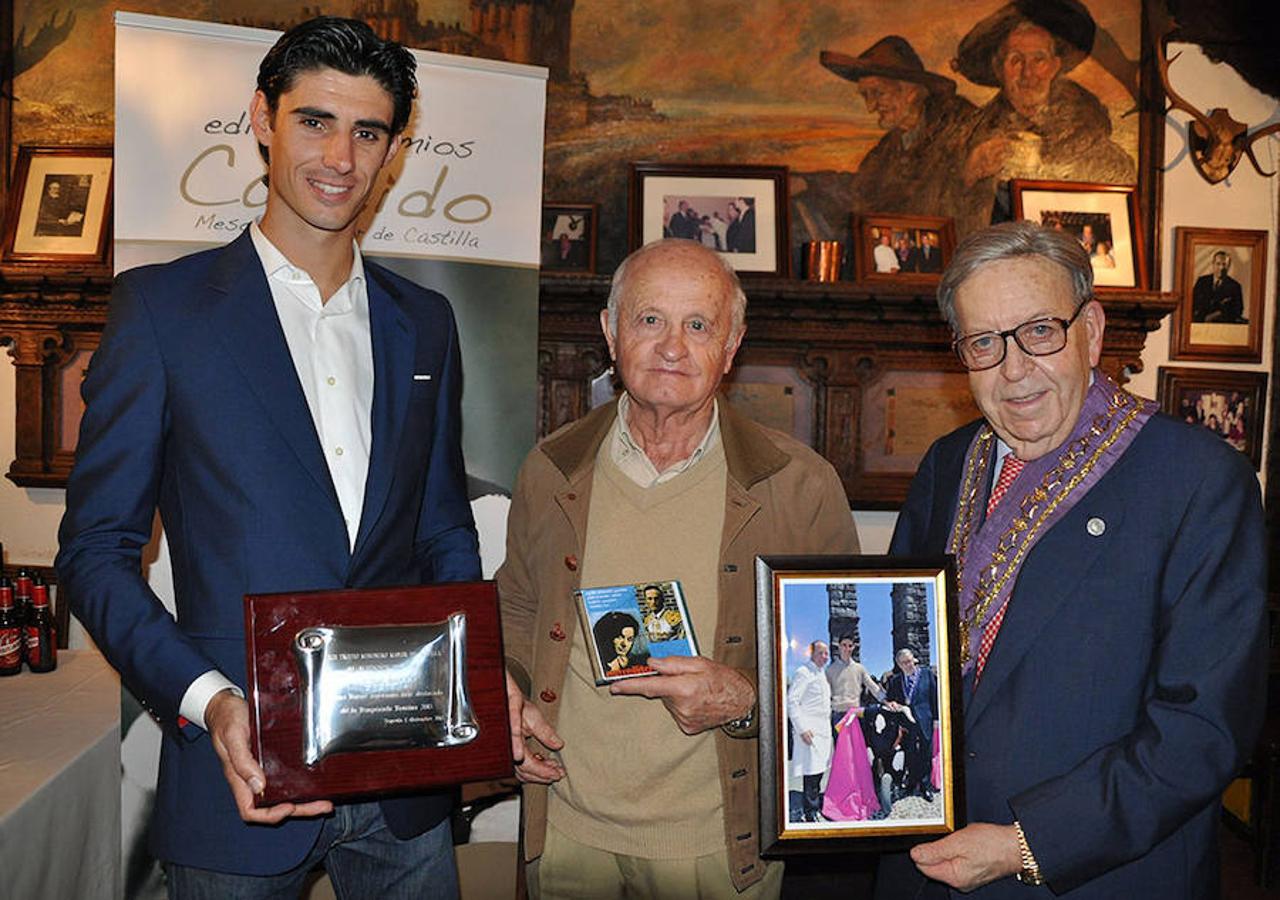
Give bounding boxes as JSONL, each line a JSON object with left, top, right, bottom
{"left": 207, "top": 689, "right": 334, "bottom": 823}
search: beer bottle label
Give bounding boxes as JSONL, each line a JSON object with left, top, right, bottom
{"left": 0, "top": 627, "right": 20, "bottom": 670}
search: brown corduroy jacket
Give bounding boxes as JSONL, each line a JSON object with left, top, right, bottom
{"left": 497, "top": 400, "right": 859, "bottom": 891}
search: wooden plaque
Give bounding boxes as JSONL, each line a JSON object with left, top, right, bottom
{"left": 244, "top": 582, "right": 512, "bottom": 806}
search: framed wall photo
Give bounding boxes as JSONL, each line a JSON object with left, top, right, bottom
{"left": 2, "top": 146, "right": 113, "bottom": 265}
{"left": 1157, "top": 367, "right": 1268, "bottom": 470}
{"left": 755, "top": 555, "right": 964, "bottom": 854}
{"left": 1010, "top": 180, "right": 1145, "bottom": 290}
{"left": 1169, "top": 227, "right": 1267, "bottom": 363}
{"left": 629, "top": 162, "right": 789, "bottom": 275}
{"left": 852, "top": 214, "right": 955, "bottom": 283}
{"left": 541, "top": 202, "right": 598, "bottom": 274}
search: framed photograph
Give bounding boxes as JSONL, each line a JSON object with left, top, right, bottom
{"left": 540, "top": 202, "right": 598, "bottom": 274}
{"left": 573, "top": 580, "right": 699, "bottom": 684}
{"left": 1157, "top": 367, "right": 1268, "bottom": 470}
{"left": 2, "top": 146, "right": 113, "bottom": 265}
{"left": 1169, "top": 227, "right": 1267, "bottom": 363}
{"left": 852, "top": 214, "right": 955, "bottom": 284}
{"left": 1010, "top": 180, "right": 1145, "bottom": 290}
{"left": 755, "top": 555, "right": 964, "bottom": 854}
{"left": 629, "top": 162, "right": 789, "bottom": 275}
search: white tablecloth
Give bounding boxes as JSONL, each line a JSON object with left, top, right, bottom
{"left": 0, "top": 650, "right": 122, "bottom": 900}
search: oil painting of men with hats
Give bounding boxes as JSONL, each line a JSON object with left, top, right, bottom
{"left": 819, "top": 37, "right": 977, "bottom": 223}
{"left": 798, "top": 0, "right": 1138, "bottom": 249}
{"left": 957, "top": 0, "right": 1137, "bottom": 204}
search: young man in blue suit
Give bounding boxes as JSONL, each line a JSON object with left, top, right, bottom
{"left": 876, "top": 222, "right": 1265, "bottom": 898}
{"left": 57, "top": 17, "right": 480, "bottom": 898}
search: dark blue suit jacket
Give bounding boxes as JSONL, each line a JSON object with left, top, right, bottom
{"left": 57, "top": 230, "right": 481, "bottom": 875}
{"left": 876, "top": 413, "right": 1265, "bottom": 899}
{"left": 886, "top": 666, "right": 938, "bottom": 742}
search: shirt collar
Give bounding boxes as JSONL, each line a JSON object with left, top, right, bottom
{"left": 614, "top": 392, "right": 721, "bottom": 482}
{"left": 249, "top": 221, "right": 366, "bottom": 306}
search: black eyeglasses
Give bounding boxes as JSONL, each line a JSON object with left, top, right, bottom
{"left": 951, "top": 302, "right": 1088, "bottom": 372}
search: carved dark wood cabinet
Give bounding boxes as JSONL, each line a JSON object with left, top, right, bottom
{"left": 0, "top": 266, "right": 110, "bottom": 487}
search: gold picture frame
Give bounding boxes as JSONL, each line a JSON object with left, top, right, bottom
{"left": 755, "top": 555, "right": 963, "bottom": 853}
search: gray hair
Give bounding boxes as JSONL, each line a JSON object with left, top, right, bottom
{"left": 937, "top": 221, "right": 1094, "bottom": 331}
{"left": 894, "top": 647, "right": 916, "bottom": 663}
{"left": 605, "top": 238, "right": 748, "bottom": 348}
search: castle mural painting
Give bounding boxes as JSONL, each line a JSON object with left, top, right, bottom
{"left": 12, "top": 0, "right": 1140, "bottom": 269}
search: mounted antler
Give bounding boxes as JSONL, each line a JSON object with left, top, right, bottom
{"left": 1152, "top": 14, "right": 1280, "bottom": 184}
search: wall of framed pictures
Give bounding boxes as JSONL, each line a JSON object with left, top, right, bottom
{"left": 1125, "top": 42, "right": 1276, "bottom": 513}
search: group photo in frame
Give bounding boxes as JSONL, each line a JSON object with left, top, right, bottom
{"left": 1158, "top": 366, "right": 1269, "bottom": 470}
{"left": 1169, "top": 227, "right": 1267, "bottom": 363}
{"left": 540, "top": 202, "right": 598, "bottom": 275}
{"left": 755, "top": 555, "right": 963, "bottom": 853}
{"left": 1010, "top": 179, "right": 1145, "bottom": 290}
{"left": 2, "top": 145, "right": 114, "bottom": 265}
{"left": 629, "top": 162, "right": 789, "bottom": 275}
{"left": 852, "top": 214, "right": 955, "bottom": 283}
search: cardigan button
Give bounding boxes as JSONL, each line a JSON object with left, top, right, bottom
{"left": 550, "top": 623, "right": 567, "bottom": 641}
{"left": 564, "top": 555, "right": 579, "bottom": 571}
{"left": 539, "top": 689, "right": 557, "bottom": 703}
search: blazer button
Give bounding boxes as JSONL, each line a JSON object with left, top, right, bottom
{"left": 564, "top": 555, "right": 579, "bottom": 571}
{"left": 540, "top": 689, "right": 557, "bottom": 703}
{"left": 566, "top": 492, "right": 577, "bottom": 501}
{"left": 550, "top": 623, "right": 567, "bottom": 641}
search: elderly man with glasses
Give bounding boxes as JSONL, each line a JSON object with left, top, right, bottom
{"left": 875, "top": 221, "right": 1265, "bottom": 899}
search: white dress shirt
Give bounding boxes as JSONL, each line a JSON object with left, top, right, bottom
{"left": 179, "top": 223, "right": 374, "bottom": 729}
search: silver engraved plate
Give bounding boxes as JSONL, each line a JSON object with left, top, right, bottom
{"left": 293, "top": 614, "right": 478, "bottom": 766}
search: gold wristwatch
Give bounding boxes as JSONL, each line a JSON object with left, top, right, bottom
{"left": 1014, "top": 821, "right": 1044, "bottom": 886}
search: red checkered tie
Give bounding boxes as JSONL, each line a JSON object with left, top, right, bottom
{"left": 976, "top": 454, "right": 1025, "bottom": 679}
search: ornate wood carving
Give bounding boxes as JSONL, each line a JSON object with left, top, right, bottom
{"left": 0, "top": 267, "right": 111, "bottom": 487}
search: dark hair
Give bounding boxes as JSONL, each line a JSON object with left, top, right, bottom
{"left": 256, "top": 17, "right": 418, "bottom": 163}
{"left": 593, "top": 611, "right": 648, "bottom": 669}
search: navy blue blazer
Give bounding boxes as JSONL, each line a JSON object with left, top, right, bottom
{"left": 886, "top": 666, "right": 938, "bottom": 741}
{"left": 876, "top": 413, "right": 1266, "bottom": 899}
{"left": 57, "top": 230, "right": 481, "bottom": 875}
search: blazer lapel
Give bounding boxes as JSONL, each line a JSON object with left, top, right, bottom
{"left": 352, "top": 269, "right": 415, "bottom": 560}
{"left": 205, "top": 231, "right": 339, "bottom": 508}
{"left": 964, "top": 495, "right": 1126, "bottom": 730}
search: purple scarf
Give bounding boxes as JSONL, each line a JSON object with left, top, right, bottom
{"left": 948, "top": 371, "right": 1157, "bottom": 675}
